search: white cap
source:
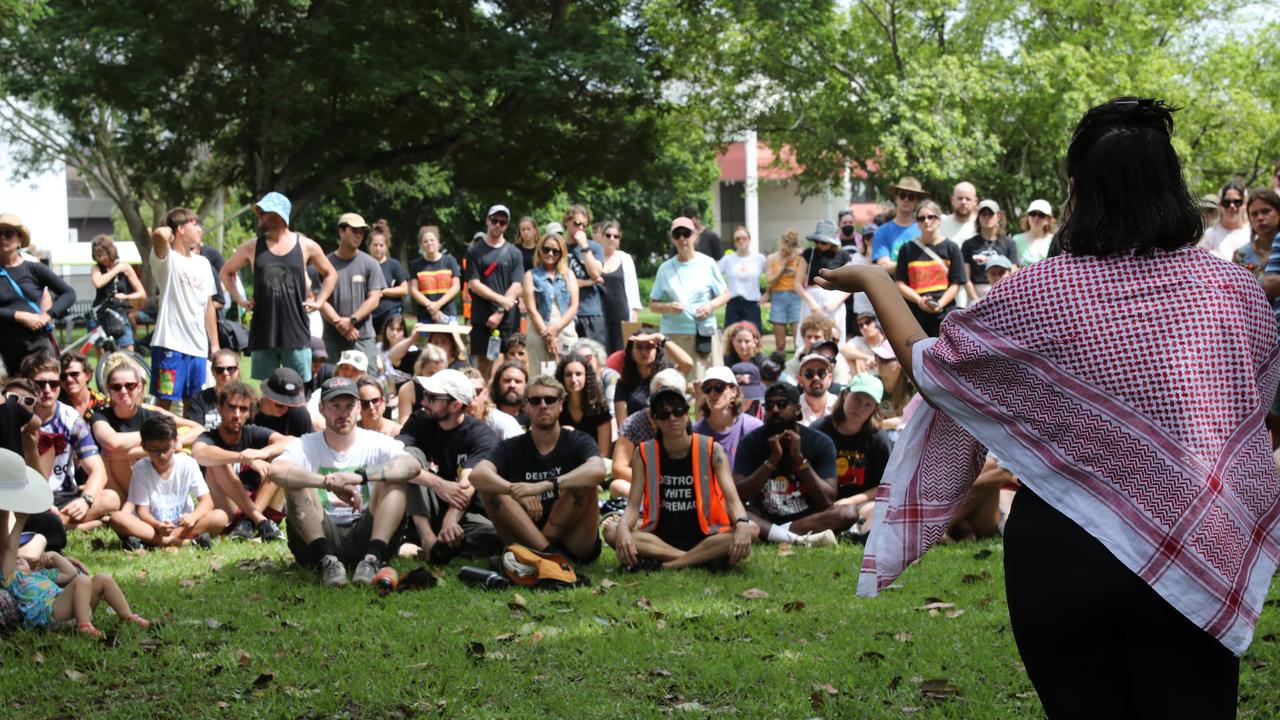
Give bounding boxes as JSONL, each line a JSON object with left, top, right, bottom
{"left": 977, "top": 199, "right": 1000, "bottom": 214}
{"left": 649, "top": 367, "right": 688, "bottom": 395}
{"left": 545, "top": 221, "right": 565, "bottom": 237}
{"left": 799, "top": 353, "right": 832, "bottom": 367}
{"left": 701, "top": 366, "right": 738, "bottom": 386}
{"left": 336, "top": 350, "right": 369, "bottom": 372}
{"left": 416, "top": 368, "right": 475, "bottom": 404}
{"left": 1027, "top": 199, "right": 1053, "bottom": 216}
{"left": 486, "top": 204, "right": 511, "bottom": 219}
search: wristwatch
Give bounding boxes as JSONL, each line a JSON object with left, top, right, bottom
{"left": 356, "top": 468, "right": 370, "bottom": 485}
{"left": 734, "top": 517, "right": 749, "bottom": 525}
{"left": 81, "top": 493, "right": 95, "bottom": 508}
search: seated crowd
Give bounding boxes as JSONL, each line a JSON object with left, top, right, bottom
{"left": 14, "top": 178, "right": 1192, "bottom": 593}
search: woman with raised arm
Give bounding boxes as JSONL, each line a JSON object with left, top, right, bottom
{"left": 818, "top": 98, "right": 1277, "bottom": 716}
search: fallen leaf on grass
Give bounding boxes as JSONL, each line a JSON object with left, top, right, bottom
{"left": 592, "top": 616, "right": 612, "bottom": 627}
{"left": 178, "top": 578, "right": 198, "bottom": 588}
{"left": 962, "top": 571, "right": 990, "bottom": 584}
{"left": 860, "top": 651, "right": 885, "bottom": 662}
{"left": 776, "top": 544, "right": 794, "bottom": 557}
{"left": 894, "top": 631, "right": 912, "bottom": 643}
{"left": 973, "top": 549, "right": 993, "bottom": 560}
{"left": 783, "top": 600, "right": 805, "bottom": 612}
{"left": 945, "top": 609, "right": 965, "bottom": 619}
{"left": 31, "top": 652, "right": 44, "bottom": 664}
{"left": 599, "top": 578, "right": 617, "bottom": 589}
{"left": 509, "top": 592, "right": 528, "bottom": 610}
{"left": 1252, "top": 660, "right": 1268, "bottom": 670}
{"left": 672, "top": 701, "right": 706, "bottom": 712}
{"left": 739, "top": 588, "right": 769, "bottom": 600}
{"left": 920, "top": 678, "right": 961, "bottom": 700}
{"left": 205, "top": 618, "right": 221, "bottom": 629}
{"left": 252, "top": 672, "right": 274, "bottom": 688}
{"left": 494, "top": 632, "right": 515, "bottom": 643}
{"left": 89, "top": 538, "right": 106, "bottom": 552}
{"left": 64, "top": 669, "right": 88, "bottom": 683}
{"left": 649, "top": 667, "right": 672, "bottom": 677}
{"left": 235, "top": 649, "right": 252, "bottom": 667}
{"left": 635, "top": 597, "right": 653, "bottom": 610}
{"left": 1261, "top": 633, "right": 1278, "bottom": 643}
{"left": 813, "top": 683, "right": 839, "bottom": 695}
{"left": 888, "top": 675, "right": 903, "bottom": 690}
{"left": 466, "top": 641, "right": 486, "bottom": 659}
{"left": 139, "top": 637, "right": 162, "bottom": 653}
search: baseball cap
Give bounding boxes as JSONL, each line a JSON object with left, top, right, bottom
{"left": 845, "top": 373, "right": 884, "bottom": 404}
{"left": 261, "top": 367, "right": 306, "bottom": 406}
{"left": 670, "top": 217, "right": 696, "bottom": 233}
{"left": 310, "top": 336, "right": 329, "bottom": 362}
{"left": 1199, "top": 193, "right": 1220, "bottom": 210}
{"left": 417, "top": 368, "right": 474, "bottom": 404}
{"left": 486, "top": 204, "right": 511, "bottom": 219}
{"left": 860, "top": 222, "right": 878, "bottom": 237}
{"left": 764, "top": 382, "right": 801, "bottom": 404}
{"left": 320, "top": 377, "right": 360, "bottom": 402}
{"left": 649, "top": 368, "right": 688, "bottom": 395}
{"left": 978, "top": 199, "right": 1000, "bottom": 214}
{"left": 985, "top": 254, "right": 1013, "bottom": 271}
{"left": 731, "top": 362, "right": 764, "bottom": 400}
{"left": 649, "top": 386, "right": 689, "bottom": 409}
{"left": 812, "top": 340, "right": 840, "bottom": 357}
{"left": 701, "top": 366, "right": 737, "bottom": 387}
{"left": 338, "top": 212, "right": 368, "bottom": 229}
{"left": 336, "top": 350, "right": 368, "bottom": 372}
{"left": 255, "top": 192, "right": 292, "bottom": 227}
{"left": 799, "top": 353, "right": 832, "bottom": 368}
{"left": 1027, "top": 199, "right": 1053, "bottom": 216}
{"left": 545, "top": 221, "right": 565, "bottom": 237}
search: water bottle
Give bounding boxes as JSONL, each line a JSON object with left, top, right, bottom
{"left": 458, "top": 566, "right": 510, "bottom": 590}
{"left": 486, "top": 328, "right": 501, "bottom": 360}
{"left": 373, "top": 566, "right": 399, "bottom": 593}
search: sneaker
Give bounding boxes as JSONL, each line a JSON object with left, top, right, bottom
{"left": 193, "top": 532, "right": 213, "bottom": 550}
{"left": 352, "top": 554, "right": 381, "bottom": 585}
{"left": 320, "top": 555, "right": 348, "bottom": 588}
{"left": 227, "top": 518, "right": 255, "bottom": 541}
{"left": 797, "top": 529, "right": 838, "bottom": 548}
{"left": 122, "top": 536, "right": 144, "bottom": 552}
{"left": 427, "top": 541, "right": 460, "bottom": 566}
{"left": 256, "top": 518, "right": 283, "bottom": 542}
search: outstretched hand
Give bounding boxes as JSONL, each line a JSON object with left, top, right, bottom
{"left": 814, "top": 264, "right": 878, "bottom": 294}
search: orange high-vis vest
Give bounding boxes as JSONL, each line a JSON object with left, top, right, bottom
{"left": 637, "top": 434, "right": 731, "bottom": 536}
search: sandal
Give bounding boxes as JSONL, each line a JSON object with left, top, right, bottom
{"left": 126, "top": 614, "right": 151, "bottom": 629}
{"left": 78, "top": 622, "right": 103, "bottom": 638}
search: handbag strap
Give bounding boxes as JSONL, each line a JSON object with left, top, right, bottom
{"left": 910, "top": 238, "right": 947, "bottom": 266}
{"left": 0, "top": 266, "right": 42, "bottom": 314}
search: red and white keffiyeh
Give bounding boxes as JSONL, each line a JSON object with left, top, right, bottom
{"left": 858, "top": 246, "right": 1280, "bottom": 655}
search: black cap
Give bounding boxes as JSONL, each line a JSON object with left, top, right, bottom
{"left": 320, "top": 377, "right": 359, "bottom": 402}
{"left": 764, "top": 382, "right": 800, "bottom": 404}
{"left": 813, "top": 340, "right": 840, "bottom": 357}
{"left": 649, "top": 387, "right": 688, "bottom": 408}
{"left": 261, "top": 367, "right": 306, "bottom": 407}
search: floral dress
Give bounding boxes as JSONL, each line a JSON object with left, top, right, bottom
{"left": 2, "top": 567, "right": 62, "bottom": 627}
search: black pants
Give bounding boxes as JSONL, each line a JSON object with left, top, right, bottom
{"left": 1003, "top": 487, "right": 1239, "bottom": 719}
{"left": 22, "top": 511, "right": 67, "bottom": 553}
{"left": 724, "top": 296, "right": 762, "bottom": 331}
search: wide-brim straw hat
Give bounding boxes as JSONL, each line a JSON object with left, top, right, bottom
{"left": 416, "top": 323, "right": 473, "bottom": 355}
{"left": 0, "top": 448, "right": 53, "bottom": 513}
{"left": 0, "top": 212, "right": 32, "bottom": 248}
{"left": 887, "top": 176, "right": 929, "bottom": 197}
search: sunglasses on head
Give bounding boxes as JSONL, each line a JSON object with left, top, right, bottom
{"left": 109, "top": 382, "right": 139, "bottom": 393}
{"left": 701, "top": 381, "right": 729, "bottom": 394}
{"left": 651, "top": 405, "right": 689, "bottom": 421}
{"left": 763, "top": 398, "right": 793, "bottom": 410}
{"left": 1221, "top": 198, "right": 1244, "bottom": 208}
{"left": 526, "top": 394, "right": 562, "bottom": 407}
{"left": 671, "top": 228, "right": 694, "bottom": 240}
{"left": 5, "top": 393, "right": 34, "bottom": 407}
{"left": 802, "top": 368, "right": 828, "bottom": 380}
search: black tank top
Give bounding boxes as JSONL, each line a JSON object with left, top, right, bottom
{"left": 92, "top": 264, "right": 131, "bottom": 307}
{"left": 250, "top": 233, "right": 310, "bottom": 350}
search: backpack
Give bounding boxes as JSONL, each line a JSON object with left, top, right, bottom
{"left": 499, "top": 543, "right": 588, "bottom": 589}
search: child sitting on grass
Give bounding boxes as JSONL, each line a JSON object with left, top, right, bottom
{"left": 3, "top": 510, "right": 149, "bottom": 637}
{"left": 108, "top": 415, "right": 228, "bottom": 550}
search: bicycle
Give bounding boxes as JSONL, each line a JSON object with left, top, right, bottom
{"left": 59, "top": 303, "right": 150, "bottom": 391}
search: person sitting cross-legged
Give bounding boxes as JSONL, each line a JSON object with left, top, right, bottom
{"left": 603, "top": 386, "right": 755, "bottom": 571}
{"left": 469, "top": 375, "right": 606, "bottom": 565}
{"left": 269, "top": 377, "right": 421, "bottom": 587}
{"left": 191, "top": 381, "right": 290, "bottom": 542}
{"left": 107, "top": 415, "right": 229, "bottom": 550}
{"left": 732, "top": 383, "right": 854, "bottom": 546}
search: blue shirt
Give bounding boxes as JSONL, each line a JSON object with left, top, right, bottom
{"left": 872, "top": 221, "right": 920, "bottom": 262}
{"left": 650, "top": 254, "right": 727, "bottom": 335}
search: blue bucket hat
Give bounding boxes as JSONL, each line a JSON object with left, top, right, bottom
{"left": 256, "top": 192, "right": 292, "bottom": 227}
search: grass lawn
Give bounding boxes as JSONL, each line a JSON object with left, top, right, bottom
{"left": 5, "top": 529, "right": 1280, "bottom": 718}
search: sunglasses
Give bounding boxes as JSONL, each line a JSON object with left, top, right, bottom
{"left": 488, "top": 216, "right": 510, "bottom": 226}
{"left": 214, "top": 366, "right": 238, "bottom": 375}
{"left": 5, "top": 393, "right": 35, "bottom": 407}
{"left": 651, "top": 405, "right": 689, "bottom": 421}
{"left": 763, "top": 398, "right": 793, "bottom": 410}
{"left": 857, "top": 318, "right": 877, "bottom": 326}
{"left": 338, "top": 224, "right": 368, "bottom": 234}
{"left": 896, "top": 191, "right": 919, "bottom": 201}
{"left": 109, "top": 382, "right": 139, "bottom": 393}
{"left": 604, "top": 232, "right": 620, "bottom": 239}
{"left": 424, "top": 393, "right": 453, "bottom": 404}
{"left": 526, "top": 395, "right": 562, "bottom": 406}
{"left": 802, "top": 368, "right": 829, "bottom": 380}
{"left": 359, "top": 397, "right": 383, "bottom": 409}
{"left": 32, "top": 379, "right": 59, "bottom": 389}
{"left": 701, "top": 381, "right": 729, "bottom": 394}
{"left": 671, "top": 228, "right": 694, "bottom": 240}
{"left": 60, "top": 370, "right": 83, "bottom": 380}
{"left": 1028, "top": 211, "right": 1048, "bottom": 219}
{"left": 541, "top": 246, "right": 562, "bottom": 256}
{"left": 916, "top": 214, "right": 940, "bottom": 223}
{"left": 570, "top": 220, "right": 587, "bottom": 229}
{"left": 0, "top": 229, "right": 21, "bottom": 240}
{"left": 1221, "top": 198, "right": 1244, "bottom": 208}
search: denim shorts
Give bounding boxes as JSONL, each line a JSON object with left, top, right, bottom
{"left": 769, "top": 290, "right": 801, "bottom": 324}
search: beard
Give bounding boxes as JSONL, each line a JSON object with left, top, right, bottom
{"left": 499, "top": 390, "right": 522, "bottom": 407}
{"left": 765, "top": 414, "right": 796, "bottom": 437}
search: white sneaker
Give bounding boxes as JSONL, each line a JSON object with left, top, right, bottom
{"left": 797, "top": 529, "right": 838, "bottom": 548}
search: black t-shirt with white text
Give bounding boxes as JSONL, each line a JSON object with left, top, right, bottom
{"left": 652, "top": 445, "right": 703, "bottom": 551}
{"left": 184, "top": 387, "right": 221, "bottom": 431}
{"left": 489, "top": 428, "right": 598, "bottom": 528}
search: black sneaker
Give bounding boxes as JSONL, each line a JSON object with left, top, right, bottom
{"left": 227, "top": 518, "right": 255, "bottom": 541}
{"left": 193, "top": 532, "right": 213, "bottom": 550}
{"left": 256, "top": 518, "right": 283, "bottom": 542}
{"left": 122, "top": 535, "right": 144, "bottom": 552}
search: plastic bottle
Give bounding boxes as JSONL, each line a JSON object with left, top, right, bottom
{"left": 457, "top": 566, "right": 510, "bottom": 590}
{"left": 373, "top": 566, "right": 399, "bottom": 593}
{"left": 486, "top": 328, "right": 502, "bottom": 360}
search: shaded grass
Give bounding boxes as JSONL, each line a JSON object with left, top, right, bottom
{"left": 3, "top": 530, "right": 1279, "bottom": 718}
